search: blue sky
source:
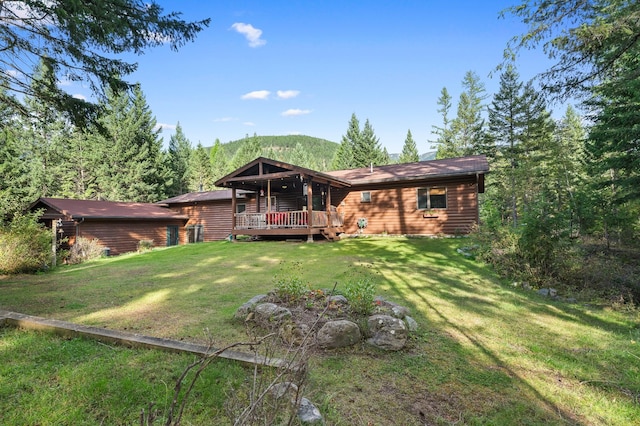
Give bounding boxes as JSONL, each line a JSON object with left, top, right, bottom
{"left": 73, "top": 1, "right": 558, "bottom": 154}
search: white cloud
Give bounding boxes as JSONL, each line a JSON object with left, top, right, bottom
{"left": 281, "top": 109, "right": 311, "bottom": 117}
{"left": 72, "top": 94, "right": 86, "bottom": 101}
{"left": 154, "top": 123, "right": 176, "bottom": 133}
{"left": 231, "top": 23, "right": 266, "bottom": 48}
{"left": 214, "top": 117, "right": 236, "bottom": 122}
{"left": 4, "top": 69, "right": 20, "bottom": 78}
{"left": 276, "top": 90, "right": 300, "bottom": 99}
{"left": 243, "top": 121, "right": 256, "bottom": 127}
{"left": 241, "top": 90, "right": 270, "bottom": 100}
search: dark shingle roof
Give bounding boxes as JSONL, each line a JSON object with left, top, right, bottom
{"left": 326, "top": 155, "right": 489, "bottom": 185}
{"left": 33, "top": 198, "right": 188, "bottom": 220}
{"left": 157, "top": 189, "right": 251, "bottom": 204}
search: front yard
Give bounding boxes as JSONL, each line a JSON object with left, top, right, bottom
{"left": 1, "top": 237, "right": 638, "bottom": 425}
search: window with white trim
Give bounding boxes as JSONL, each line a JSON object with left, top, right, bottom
{"left": 417, "top": 187, "right": 447, "bottom": 210}
{"left": 360, "top": 191, "right": 371, "bottom": 203}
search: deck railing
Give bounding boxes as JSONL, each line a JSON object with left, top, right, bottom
{"left": 235, "top": 210, "right": 343, "bottom": 230}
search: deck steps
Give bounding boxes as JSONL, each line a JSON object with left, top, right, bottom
{"left": 320, "top": 228, "right": 341, "bottom": 241}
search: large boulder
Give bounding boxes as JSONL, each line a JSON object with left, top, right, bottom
{"left": 366, "top": 314, "right": 407, "bottom": 351}
{"left": 316, "top": 320, "right": 361, "bottom": 349}
{"left": 253, "top": 303, "right": 292, "bottom": 328}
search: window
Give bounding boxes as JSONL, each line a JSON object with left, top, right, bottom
{"left": 186, "top": 225, "right": 204, "bottom": 243}
{"left": 236, "top": 203, "right": 246, "bottom": 214}
{"left": 360, "top": 191, "right": 371, "bottom": 203}
{"left": 417, "top": 187, "right": 447, "bottom": 210}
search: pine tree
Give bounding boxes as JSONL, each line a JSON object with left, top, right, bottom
{"left": 165, "top": 122, "right": 192, "bottom": 197}
{"left": 399, "top": 129, "right": 419, "bottom": 163}
{"left": 432, "top": 87, "right": 458, "bottom": 159}
{"left": 355, "top": 119, "right": 387, "bottom": 167}
{"left": 488, "top": 65, "right": 525, "bottom": 225}
{"left": 452, "top": 71, "right": 487, "bottom": 156}
{"left": 231, "top": 133, "right": 262, "bottom": 169}
{"left": 188, "top": 143, "right": 214, "bottom": 192}
{"left": 94, "top": 83, "right": 165, "bottom": 202}
{"left": 21, "top": 60, "right": 70, "bottom": 199}
{"left": 210, "top": 139, "right": 230, "bottom": 186}
{"left": 331, "top": 113, "right": 360, "bottom": 170}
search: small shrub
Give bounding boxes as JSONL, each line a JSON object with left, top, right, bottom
{"left": 66, "top": 237, "right": 105, "bottom": 264}
{"left": 343, "top": 275, "right": 376, "bottom": 316}
{"left": 0, "top": 213, "right": 51, "bottom": 274}
{"left": 138, "top": 239, "right": 154, "bottom": 252}
{"left": 273, "top": 261, "right": 307, "bottom": 303}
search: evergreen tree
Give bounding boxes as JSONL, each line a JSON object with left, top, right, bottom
{"left": 165, "top": 122, "right": 192, "bottom": 197}
{"left": 452, "top": 70, "right": 487, "bottom": 156}
{"left": 188, "top": 143, "right": 214, "bottom": 192}
{"left": 21, "top": 60, "right": 70, "bottom": 199}
{"left": 488, "top": 65, "right": 525, "bottom": 225}
{"left": 399, "top": 129, "right": 419, "bottom": 163}
{"left": 0, "top": 87, "right": 31, "bottom": 217}
{"left": 210, "top": 139, "right": 230, "bottom": 186}
{"left": 231, "top": 133, "right": 262, "bottom": 169}
{"left": 432, "top": 87, "right": 458, "bottom": 159}
{"left": 331, "top": 113, "right": 360, "bottom": 170}
{"left": 94, "top": 83, "right": 165, "bottom": 202}
{"left": 355, "top": 119, "right": 387, "bottom": 167}
{"left": 0, "top": 0, "right": 209, "bottom": 123}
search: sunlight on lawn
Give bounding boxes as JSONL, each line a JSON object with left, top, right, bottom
{"left": 74, "top": 289, "right": 172, "bottom": 323}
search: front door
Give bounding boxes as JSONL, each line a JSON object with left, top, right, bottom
{"left": 166, "top": 225, "right": 179, "bottom": 246}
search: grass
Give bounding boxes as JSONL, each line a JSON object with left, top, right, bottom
{"left": 1, "top": 237, "right": 639, "bottom": 425}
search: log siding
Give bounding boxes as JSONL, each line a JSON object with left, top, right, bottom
{"left": 334, "top": 176, "right": 479, "bottom": 236}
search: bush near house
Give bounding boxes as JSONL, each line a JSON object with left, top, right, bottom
{"left": 0, "top": 213, "right": 51, "bottom": 274}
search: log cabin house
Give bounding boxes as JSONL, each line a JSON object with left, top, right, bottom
{"left": 30, "top": 155, "right": 489, "bottom": 255}
{"left": 214, "top": 155, "right": 489, "bottom": 241}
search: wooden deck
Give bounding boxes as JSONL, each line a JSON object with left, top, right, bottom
{"left": 233, "top": 210, "right": 344, "bottom": 240}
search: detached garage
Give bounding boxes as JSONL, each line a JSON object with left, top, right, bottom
{"left": 29, "top": 198, "right": 189, "bottom": 256}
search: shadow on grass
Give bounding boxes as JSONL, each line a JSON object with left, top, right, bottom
{"left": 1, "top": 237, "right": 638, "bottom": 424}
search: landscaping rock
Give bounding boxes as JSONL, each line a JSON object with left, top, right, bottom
{"left": 537, "top": 288, "right": 558, "bottom": 298}
{"left": 298, "top": 397, "right": 324, "bottom": 425}
{"left": 253, "top": 303, "right": 292, "bottom": 328}
{"left": 326, "top": 295, "right": 348, "bottom": 305}
{"left": 270, "top": 381, "right": 299, "bottom": 402}
{"left": 404, "top": 315, "right": 418, "bottom": 332}
{"left": 316, "top": 320, "right": 361, "bottom": 349}
{"left": 366, "top": 314, "right": 407, "bottom": 351}
{"left": 280, "top": 322, "right": 311, "bottom": 346}
{"left": 234, "top": 294, "right": 268, "bottom": 320}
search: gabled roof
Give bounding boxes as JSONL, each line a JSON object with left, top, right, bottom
{"left": 215, "top": 157, "right": 351, "bottom": 190}
{"left": 326, "top": 155, "right": 489, "bottom": 185}
{"left": 158, "top": 189, "right": 251, "bottom": 204}
{"left": 30, "top": 198, "right": 188, "bottom": 221}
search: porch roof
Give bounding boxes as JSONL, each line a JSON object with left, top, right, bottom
{"left": 214, "top": 157, "right": 351, "bottom": 191}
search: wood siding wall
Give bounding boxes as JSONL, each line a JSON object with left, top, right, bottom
{"left": 169, "top": 197, "right": 258, "bottom": 242}
{"left": 333, "top": 176, "right": 479, "bottom": 236}
{"left": 76, "top": 219, "right": 187, "bottom": 255}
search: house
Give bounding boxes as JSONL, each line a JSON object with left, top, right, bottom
{"left": 213, "top": 155, "right": 489, "bottom": 240}
{"left": 29, "top": 155, "right": 489, "bottom": 255}
{"left": 29, "top": 198, "right": 188, "bottom": 256}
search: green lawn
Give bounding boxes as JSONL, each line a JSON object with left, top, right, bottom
{"left": 1, "top": 237, "right": 638, "bottom": 425}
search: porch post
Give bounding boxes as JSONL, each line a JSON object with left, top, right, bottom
{"left": 326, "top": 184, "right": 332, "bottom": 226}
{"left": 306, "top": 178, "right": 313, "bottom": 242}
{"left": 231, "top": 188, "right": 237, "bottom": 240}
{"left": 51, "top": 220, "right": 57, "bottom": 267}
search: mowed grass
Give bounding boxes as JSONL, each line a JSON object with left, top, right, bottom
{"left": 1, "top": 237, "right": 639, "bottom": 425}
